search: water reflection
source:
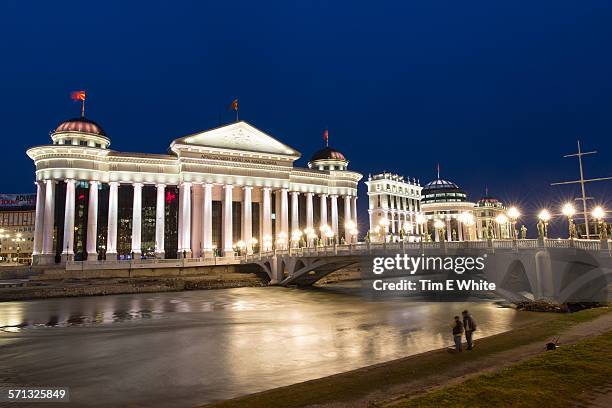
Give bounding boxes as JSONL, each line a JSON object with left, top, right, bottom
{"left": 0, "top": 285, "right": 527, "bottom": 407}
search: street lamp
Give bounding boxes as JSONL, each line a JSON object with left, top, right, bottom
{"left": 319, "top": 224, "right": 332, "bottom": 246}
{"left": 291, "top": 229, "right": 303, "bottom": 248}
{"left": 495, "top": 213, "right": 509, "bottom": 239}
{"left": 415, "top": 214, "right": 426, "bottom": 242}
{"left": 562, "top": 203, "right": 577, "bottom": 239}
{"left": 379, "top": 217, "right": 390, "bottom": 243}
{"left": 262, "top": 235, "right": 272, "bottom": 252}
{"left": 507, "top": 206, "right": 520, "bottom": 240}
{"left": 433, "top": 219, "right": 445, "bottom": 242}
{"left": 592, "top": 206, "right": 605, "bottom": 238}
{"left": 345, "top": 221, "right": 356, "bottom": 244}
{"left": 538, "top": 209, "right": 551, "bottom": 238}
{"left": 276, "top": 232, "right": 287, "bottom": 250}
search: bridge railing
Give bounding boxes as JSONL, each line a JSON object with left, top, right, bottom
{"left": 241, "top": 238, "right": 610, "bottom": 263}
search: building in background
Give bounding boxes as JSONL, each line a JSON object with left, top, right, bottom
{"left": 474, "top": 195, "right": 511, "bottom": 239}
{"left": 0, "top": 193, "right": 36, "bottom": 263}
{"left": 27, "top": 113, "right": 362, "bottom": 265}
{"left": 420, "top": 177, "right": 477, "bottom": 242}
{"left": 365, "top": 172, "right": 423, "bottom": 242}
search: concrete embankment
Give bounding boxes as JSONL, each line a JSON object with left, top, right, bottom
{"left": 0, "top": 263, "right": 269, "bottom": 301}
{"left": 0, "top": 274, "right": 267, "bottom": 301}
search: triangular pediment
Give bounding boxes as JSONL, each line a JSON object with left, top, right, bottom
{"left": 171, "top": 121, "right": 301, "bottom": 157}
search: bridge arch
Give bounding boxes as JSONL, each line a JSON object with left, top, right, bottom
{"left": 499, "top": 259, "right": 536, "bottom": 299}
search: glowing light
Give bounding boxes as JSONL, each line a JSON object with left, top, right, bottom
{"left": 507, "top": 206, "right": 520, "bottom": 220}
{"left": 538, "top": 209, "right": 551, "bottom": 222}
{"left": 562, "top": 203, "right": 576, "bottom": 218}
{"left": 495, "top": 214, "right": 509, "bottom": 225}
{"left": 592, "top": 206, "right": 605, "bottom": 220}
{"left": 433, "top": 219, "right": 445, "bottom": 229}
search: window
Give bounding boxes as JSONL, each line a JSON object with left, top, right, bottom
{"left": 79, "top": 140, "right": 88, "bottom": 146}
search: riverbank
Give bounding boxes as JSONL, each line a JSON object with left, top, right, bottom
{"left": 0, "top": 274, "right": 266, "bottom": 301}
{"left": 204, "top": 307, "right": 612, "bottom": 408}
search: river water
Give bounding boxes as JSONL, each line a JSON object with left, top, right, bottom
{"left": 0, "top": 285, "right": 530, "bottom": 407}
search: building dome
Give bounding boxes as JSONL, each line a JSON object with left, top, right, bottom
{"left": 54, "top": 117, "right": 107, "bottom": 137}
{"left": 309, "top": 147, "right": 346, "bottom": 162}
{"left": 308, "top": 146, "right": 349, "bottom": 171}
{"left": 422, "top": 179, "right": 460, "bottom": 190}
{"left": 421, "top": 178, "right": 467, "bottom": 204}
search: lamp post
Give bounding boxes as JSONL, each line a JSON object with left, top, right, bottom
{"left": 562, "top": 203, "right": 577, "bottom": 239}
{"left": 344, "top": 220, "right": 357, "bottom": 244}
{"left": 433, "top": 219, "right": 445, "bottom": 243}
{"left": 276, "top": 232, "right": 287, "bottom": 251}
{"left": 592, "top": 206, "right": 605, "bottom": 238}
{"left": 291, "top": 230, "right": 302, "bottom": 249}
{"left": 538, "top": 209, "right": 551, "bottom": 239}
{"left": 416, "top": 214, "right": 426, "bottom": 243}
{"left": 262, "top": 235, "right": 272, "bottom": 253}
{"left": 495, "top": 213, "right": 509, "bottom": 239}
{"left": 379, "top": 217, "right": 390, "bottom": 243}
{"left": 319, "top": 224, "right": 332, "bottom": 246}
{"left": 507, "top": 206, "right": 520, "bottom": 240}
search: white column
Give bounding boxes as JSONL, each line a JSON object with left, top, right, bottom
{"left": 344, "top": 195, "right": 352, "bottom": 242}
{"left": 243, "top": 186, "right": 253, "bottom": 254}
{"left": 155, "top": 184, "right": 165, "bottom": 257}
{"left": 262, "top": 187, "right": 272, "bottom": 250}
{"left": 222, "top": 184, "right": 233, "bottom": 257}
{"left": 330, "top": 195, "right": 338, "bottom": 238}
{"left": 320, "top": 194, "right": 328, "bottom": 227}
{"left": 280, "top": 188, "right": 289, "bottom": 238}
{"left": 291, "top": 191, "right": 299, "bottom": 233}
{"left": 86, "top": 181, "right": 99, "bottom": 259}
{"left": 352, "top": 196, "right": 358, "bottom": 228}
{"left": 390, "top": 211, "right": 396, "bottom": 234}
{"left": 446, "top": 218, "right": 452, "bottom": 241}
{"left": 62, "top": 179, "right": 76, "bottom": 260}
{"left": 42, "top": 180, "right": 55, "bottom": 256}
{"left": 32, "top": 181, "right": 45, "bottom": 256}
{"left": 202, "top": 183, "right": 213, "bottom": 257}
{"left": 106, "top": 182, "right": 119, "bottom": 259}
{"left": 178, "top": 182, "right": 192, "bottom": 258}
{"left": 131, "top": 183, "right": 143, "bottom": 255}
{"left": 306, "top": 193, "right": 314, "bottom": 230}
{"left": 458, "top": 219, "right": 464, "bottom": 241}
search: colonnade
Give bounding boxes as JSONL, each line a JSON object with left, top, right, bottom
{"left": 32, "top": 180, "right": 359, "bottom": 262}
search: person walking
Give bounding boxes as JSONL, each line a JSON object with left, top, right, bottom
{"left": 452, "top": 315, "right": 464, "bottom": 352}
{"left": 462, "top": 310, "right": 477, "bottom": 350}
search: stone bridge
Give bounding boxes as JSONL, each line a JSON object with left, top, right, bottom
{"left": 244, "top": 239, "right": 612, "bottom": 303}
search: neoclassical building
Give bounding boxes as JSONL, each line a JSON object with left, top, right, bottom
{"left": 420, "top": 177, "right": 477, "bottom": 241}
{"left": 365, "top": 172, "right": 423, "bottom": 241}
{"left": 28, "top": 116, "right": 362, "bottom": 264}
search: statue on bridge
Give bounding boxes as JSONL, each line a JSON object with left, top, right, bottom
{"left": 537, "top": 219, "right": 545, "bottom": 239}
{"left": 452, "top": 229, "right": 457, "bottom": 241}
{"left": 520, "top": 224, "right": 527, "bottom": 239}
{"left": 569, "top": 219, "right": 577, "bottom": 239}
{"left": 600, "top": 221, "right": 609, "bottom": 240}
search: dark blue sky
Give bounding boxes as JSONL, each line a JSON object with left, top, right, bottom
{"left": 2, "top": 0, "right": 612, "bottom": 228}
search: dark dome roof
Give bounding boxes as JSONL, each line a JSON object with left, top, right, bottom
{"left": 54, "top": 117, "right": 106, "bottom": 136}
{"left": 309, "top": 147, "right": 347, "bottom": 162}
{"left": 422, "top": 178, "right": 460, "bottom": 191}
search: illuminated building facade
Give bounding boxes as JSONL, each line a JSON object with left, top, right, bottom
{"left": 420, "top": 178, "right": 477, "bottom": 242}
{"left": 27, "top": 116, "right": 361, "bottom": 265}
{"left": 365, "top": 172, "right": 423, "bottom": 241}
{"left": 0, "top": 194, "right": 36, "bottom": 263}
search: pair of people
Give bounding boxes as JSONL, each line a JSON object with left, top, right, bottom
{"left": 452, "top": 310, "right": 477, "bottom": 352}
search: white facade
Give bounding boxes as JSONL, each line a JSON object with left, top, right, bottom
{"left": 365, "top": 172, "right": 423, "bottom": 242}
{"left": 27, "top": 118, "right": 362, "bottom": 264}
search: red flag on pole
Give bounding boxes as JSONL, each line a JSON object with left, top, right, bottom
{"left": 231, "top": 99, "right": 238, "bottom": 111}
{"left": 70, "top": 90, "right": 86, "bottom": 117}
{"left": 70, "top": 90, "right": 86, "bottom": 101}
{"left": 323, "top": 129, "right": 329, "bottom": 147}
